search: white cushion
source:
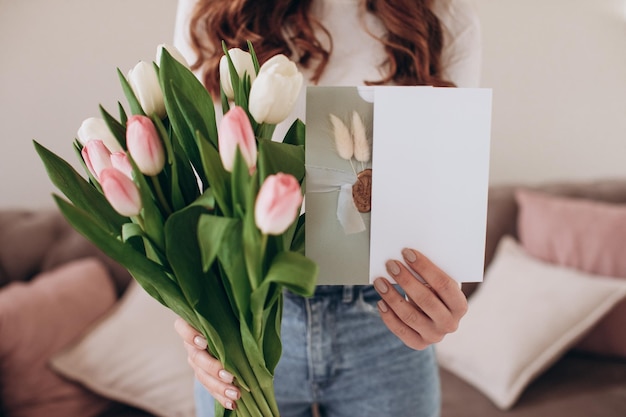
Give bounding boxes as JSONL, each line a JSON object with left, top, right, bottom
{"left": 50, "top": 280, "right": 195, "bottom": 417}
{"left": 436, "top": 236, "right": 626, "bottom": 410}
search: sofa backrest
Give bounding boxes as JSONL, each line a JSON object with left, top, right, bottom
{"left": 465, "top": 179, "right": 626, "bottom": 297}
{"left": 0, "top": 209, "right": 132, "bottom": 296}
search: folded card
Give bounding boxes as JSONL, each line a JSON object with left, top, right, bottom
{"left": 305, "top": 86, "right": 492, "bottom": 285}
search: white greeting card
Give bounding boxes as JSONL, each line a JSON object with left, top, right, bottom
{"left": 305, "top": 86, "right": 492, "bottom": 285}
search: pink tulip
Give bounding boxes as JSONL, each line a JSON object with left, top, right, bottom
{"left": 218, "top": 106, "right": 256, "bottom": 172}
{"left": 254, "top": 173, "right": 303, "bottom": 235}
{"left": 81, "top": 140, "right": 112, "bottom": 180}
{"left": 100, "top": 168, "right": 142, "bottom": 217}
{"left": 110, "top": 152, "right": 133, "bottom": 179}
{"left": 126, "top": 115, "right": 165, "bottom": 176}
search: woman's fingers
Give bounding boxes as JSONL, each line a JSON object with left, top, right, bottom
{"left": 401, "top": 248, "right": 468, "bottom": 318}
{"left": 174, "top": 318, "right": 240, "bottom": 410}
{"left": 174, "top": 317, "right": 208, "bottom": 348}
{"left": 374, "top": 248, "right": 468, "bottom": 350}
{"left": 374, "top": 279, "right": 443, "bottom": 350}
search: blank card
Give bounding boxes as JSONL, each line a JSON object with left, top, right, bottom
{"left": 305, "top": 86, "right": 492, "bottom": 285}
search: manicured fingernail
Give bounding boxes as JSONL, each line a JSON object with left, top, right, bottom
{"left": 374, "top": 277, "right": 388, "bottom": 294}
{"left": 225, "top": 389, "right": 239, "bottom": 400}
{"left": 225, "top": 400, "right": 235, "bottom": 410}
{"left": 378, "top": 300, "right": 389, "bottom": 312}
{"left": 402, "top": 248, "right": 417, "bottom": 262}
{"left": 218, "top": 369, "right": 234, "bottom": 383}
{"left": 193, "top": 335, "right": 208, "bottom": 349}
{"left": 386, "top": 260, "right": 400, "bottom": 276}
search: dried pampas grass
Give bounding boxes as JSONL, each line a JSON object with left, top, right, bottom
{"left": 351, "top": 111, "right": 370, "bottom": 163}
{"left": 329, "top": 113, "right": 353, "bottom": 160}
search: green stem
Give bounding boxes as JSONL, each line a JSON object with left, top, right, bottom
{"left": 235, "top": 390, "right": 255, "bottom": 417}
{"left": 256, "top": 123, "right": 276, "bottom": 141}
{"left": 131, "top": 214, "right": 145, "bottom": 230}
{"left": 228, "top": 345, "right": 278, "bottom": 417}
{"left": 234, "top": 363, "right": 275, "bottom": 417}
{"left": 150, "top": 175, "right": 173, "bottom": 215}
{"left": 258, "top": 233, "right": 268, "bottom": 284}
{"left": 250, "top": 233, "right": 269, "bottom": 341}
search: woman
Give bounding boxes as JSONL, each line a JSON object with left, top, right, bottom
{"left": 173, "top": 0, "right": 481, "bottom": 416}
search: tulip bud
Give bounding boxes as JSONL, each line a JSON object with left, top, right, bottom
{"left": 255, "top": 173, "right": 303, "bottom": 235}
{"left": 218, "top": 106, "right": 257, "bottom": 172}
{"left": 126, "top": 115, "right": 165, "bottom": 176}
{"left": 128, "top": 61, "right": 166, "bottom": 119}
{"left": 81, "top": 140, "right": 112, "bottom": 180}
{"left": 156, "top": 43, "right": 189, "bottom": 68}
{"left": 219, "top": 48, "right": 257, "bottom": 100}
{"left": 77, "top": 117, "right": 123, "bottom": 153}
{"left": 248, "top": 55, "right": 303, "bottom": 125}
{"left": 110, "top": 152, "right": 133, "bottom": 179}
{"left": 100, "top": 168, "right": 142, "bottom": 217}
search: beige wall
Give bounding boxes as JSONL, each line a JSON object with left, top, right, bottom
{"left": 1, "top": 0, "right": 625, "bottom": 208}
{"left": 476, "top": 0, "right": 626, "bottom": 185}
{"left": 0, "top": 0, "right": 178, "bottom": 208}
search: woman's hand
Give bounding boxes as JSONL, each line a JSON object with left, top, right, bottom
{"left": 373, "top": 248, "right": 468, "bottom": 350}
{"left": 174, "top": 318, "right": 240, "bottom": 411}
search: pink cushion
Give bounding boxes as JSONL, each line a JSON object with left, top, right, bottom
{"left": 515, "top": 189, "right": 626, "bottom": 358}
{"left": 0, "top": 258, "right": 117, "bottom": 417}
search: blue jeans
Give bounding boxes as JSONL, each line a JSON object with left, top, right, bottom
{"left": 195, "top": 285, "right": 441, "bottom": 417}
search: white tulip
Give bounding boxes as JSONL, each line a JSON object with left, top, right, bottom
{"left": 77, "top": 117, "right": 123, "bottom": 153}
{"left": 156, "top": 43, "right": 190, "bottom": 68}
{"left": 127, "top": 61, "right": 166, "bottom": 119}
{"left": 219, "top": 48, "right": 257, "bottom": 100}
{"left": 248, "top": 54, "right": 303, "bottom": 125}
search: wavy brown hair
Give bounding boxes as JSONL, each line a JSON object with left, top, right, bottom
{"left": 188, "top": 0, "right": 454, "bottom": 97}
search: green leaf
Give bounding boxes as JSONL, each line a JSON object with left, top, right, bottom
{"left": 165, "top": 205, "right": 246, "bottom": 367}
{"left": 283, "top": 119, "right": 305, "bottom": 146}
{"left": 118, "top": 102, "right": 128, "bottom": 126}
{"left": 262, "top": 296, "right": 283, "bottom": 373}
{"left": 249, "top": 251, "right": 317, "bottom": 345}
{"left": 160, "top": 83, "right": 206, "bottom": 187}
{"left": 196, "top": 131, "right": 231, "bottom": 216}
{"left": 222, "top": 42, "right": 244, "bottom": 109}
{"left": 159, "top": 48, "right": 218, "bottom": 147}
{"left": 52, "top": 195, "right": 200, "bottom": 327}
{"left": 34, "top": 140, "right": 127, "bottom": 234}
{"left": 230, "top": 148, "right": 251, "bottom": 218}
{"left": 126, "top": 156, "right": 166, "bottom": 255}
{"left": 122, "top": 222, "right": 146, "bottom": 254}
{"left": 247, "top": 40, "right": 260, "bottom": 74}
{"left": 172, "top": 143, "right": 201, "bottom": 208}
{"left": 213, "top": 219, "right": 253, "bottom": 323}
{"left": 257, "top": 139, "right": 305, "bottom": 182}
{"left": 170, "top": 80, "right": 219, "bottom": 150}
{"left": 220, "top": 87, "right": 230, "bottom": 115}
{"left": 242, "top": 171, "right": 263, "bottom": 295}
{"left": 117, "top": 68, "right": 145, "bottom": 116}
{"left": 99, "top": 104, "right": 127, "bottom": 150}
{"left": 158, "top": 48, "right": 218, "bottom": 188}
{"left": 151, "top": 115, "right": 195, "bottom": 211}
{"left": 191, "top": 186, "right": 216, "bottom": 210}
{"left": 197, "top": 214, "right": 238, "bottom": 273}
{"left": 260, "top": 251, "right": 318, "bottom": 297}
{"left": 288, "top": 213, "right": 306, "bottom": 255}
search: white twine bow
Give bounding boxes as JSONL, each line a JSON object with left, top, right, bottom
{"left": 306, "top": 165, "right": 366, "bottom": 234}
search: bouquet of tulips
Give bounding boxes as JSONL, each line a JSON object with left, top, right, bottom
{"left": 34, "top": 42, "right": 318, "bottom": 417}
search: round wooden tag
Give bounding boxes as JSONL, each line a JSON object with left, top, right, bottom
{"left": 352, "top": 168, "right": 372, "bottom": 213}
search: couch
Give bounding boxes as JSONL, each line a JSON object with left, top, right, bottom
{"left": 440, "top": 179, "right": 626, "bottom": 416}
{"left": 1, "top": 179, "right": 626, "bottom": 417}
{"left": 0, "top": 209, "right": 157, "bottom": 417}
